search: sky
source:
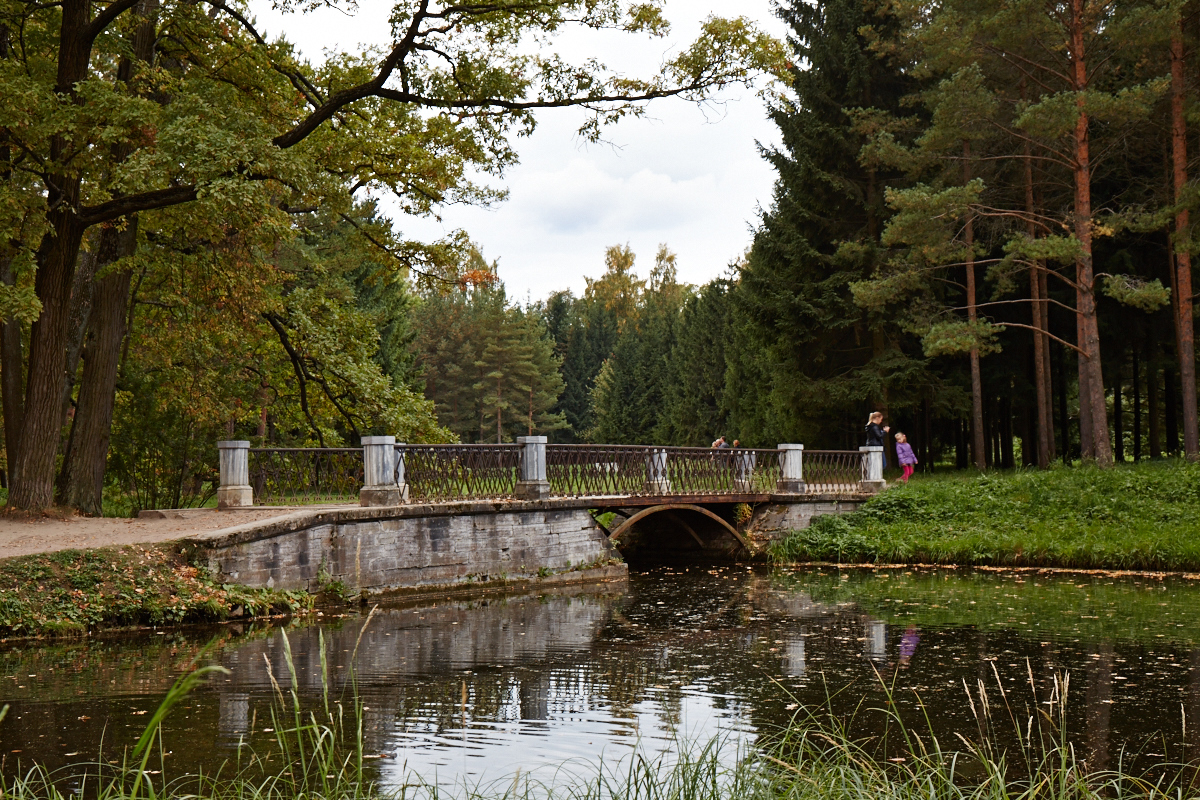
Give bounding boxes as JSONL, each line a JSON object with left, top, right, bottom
{"left": 248, "top": 1, "right": 790, "bottom": 301}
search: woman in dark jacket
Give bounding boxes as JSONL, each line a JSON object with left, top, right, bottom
{"left": 865, "top": 411, "right": 890, "bottom": 466}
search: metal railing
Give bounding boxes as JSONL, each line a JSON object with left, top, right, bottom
{"left": 803, "top": 450, "right": 866, "bottom": 493}
{"left": 249, "top": 447, "right": 362, "bottom": 505}
{"left": 227, "top": 441, "right": 871, "bottom": 507}
{"left": 545, "top": 445, "right": 781, "bottom": 497}
{"left": 402, "top": 443, "right": 521, "bottom": 502}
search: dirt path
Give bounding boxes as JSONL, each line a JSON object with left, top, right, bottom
{"left": 0, "top": 506, "right": 351, "bottom": 559}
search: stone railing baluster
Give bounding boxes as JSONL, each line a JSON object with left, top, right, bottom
{"left": 859, "top": 445, "right": 885, "bottom": 492}
{"left": 515, "top": 436, "right": 550, "bottom": 499}
{"left": 217, "top": 440, "right": 253, "bottom": 508}
{"left": 360, "top": 435, "right": 406, "bottom": 506}
{"left": 776, "top": 443, "right": 805, "bottom": 493}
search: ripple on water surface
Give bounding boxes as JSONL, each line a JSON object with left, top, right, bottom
{"left": 3, "top": 564, "right": 1200, "bottom": 787}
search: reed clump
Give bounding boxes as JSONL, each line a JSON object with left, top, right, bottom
{"left": 2, "top": 618, "right": 1196, "bottom": 800}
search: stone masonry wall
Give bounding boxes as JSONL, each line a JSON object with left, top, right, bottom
{"left": 746, "top": 498, "right": 863, "bottom": 542}
{"left": 195, "top": 503, "right": 619, "bottom": 594}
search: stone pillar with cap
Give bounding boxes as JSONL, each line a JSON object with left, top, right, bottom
{"left": 645, "top": 448, "right": 671, "bottom": 494}
{"left": 775, "top": 443, "right": 806, "bottom": 493}
{"left": 217, "top": 440, "right": 253, "bottom": 508}
{"left": 514, "top": 436, "right": 550, "bottom": 500}
{"left": 360, "top": 435, "right": 407, "bottom": 506}
{"left": 859, "top": 446, "right": 886, "bottom": 492}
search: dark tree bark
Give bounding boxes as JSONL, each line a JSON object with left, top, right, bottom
{"left": 59, "top": 223, "right": 137, "bottom": 514}
{"left": 1133, "top": 346, "right": 1141, "bottom": 461}
{"left": 1113, "top": 362, "right": 1123, "bottom": 463}
{"left": 965, "top": 141, "right": 986, "bottom": 469}
{"left": 1068, "top": 0, "right": 1111, "bottom": 465}
{"left": 1167, "top": 367, "right": 1180, "bottom": 453}
{"left": 8, "top": 0, "right": 98, "bottom": 509}
{"left": 1171, "top": 22, "right": 1199, "bottom": 460}
{"left": 1149, "top": 339, "right": 1161, "bottom": 458}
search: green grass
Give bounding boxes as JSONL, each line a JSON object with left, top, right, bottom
{"left": 772, "top": 459, "right": 1200, "bottom": 571}
{"left": 0, "top": 544, "right": 312, "bottom": 637}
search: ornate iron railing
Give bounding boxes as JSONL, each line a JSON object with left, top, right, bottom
{"left": 545, "top": 445, "right": 783, "bottom": 498}
{"left": 240, "top": 443, "right": 867, "bottom": 506}
{"left": 401, "top": 443, "right": 522, "bottom": 502}
{"left": 803, "top": 450, "right": 865, "bottom": 493}
{"left": 249, "top": 447, "right": 362, "bottom": 505}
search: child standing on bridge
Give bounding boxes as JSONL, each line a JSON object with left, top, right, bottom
{"left": 895, "top": 432, "right": 917, "bottom": 483}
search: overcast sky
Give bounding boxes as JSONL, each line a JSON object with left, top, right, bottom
{"left": 249, "top": 1, "right": 790, "bottom": 301}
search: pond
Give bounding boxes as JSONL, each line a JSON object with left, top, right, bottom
{"left": 2, "top": 564, "right": 1200, "bottom": 788}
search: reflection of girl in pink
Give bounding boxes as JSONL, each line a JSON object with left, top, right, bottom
{"left": 899, "top": 626, "right": 920, "bottom": 666}
{"left": 895, "top": 432, "right": 917, "bottom": 483}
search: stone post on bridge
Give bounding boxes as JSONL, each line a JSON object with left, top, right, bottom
{"left": 360, "top": 435, "right": 407, "bottom": 506}
{"left": 217, "top": 440, "right": 253, "bottom": 508}
{"left": 775, "top": 443, "right": 805, "bottom": 493}
{"left": 515, "top": 435, "right": 551, "bottom": 500}
{"left": 646, "top": 448, "right": 671, "bottom": 494}
{"left": 859, "top": 446, "right": 886, "bottom": 493}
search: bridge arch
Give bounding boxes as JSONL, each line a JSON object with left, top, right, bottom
{"left": 606, "top": 504, "right": 749, "bottom": 551}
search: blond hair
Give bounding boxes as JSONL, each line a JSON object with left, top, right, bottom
{"left": 867, "top": 411, "right": 883, "bottom": 424}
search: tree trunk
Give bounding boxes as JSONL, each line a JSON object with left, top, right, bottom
{"left": 1070, "top": 0, "right": 1112, "bottom": 466}
{"left": 8, "top": 0, "right": 98, "bottom": 509}
{"left": 1057, "top": 342, "right": 1070, "bottom": 461}
{"left": 0, "top": 24, "right": 23, "bottom": 481}
{"left": 1113, "top": 361, "right": 1123, "bottom": 463}
{"left": 1041, "top": 267, "right": 1056, "bottom": 460}
{"left": 60, "top": 222, "right": 137, "bottom": 514}
{"left": 1171, "top": 23, "right": 1199, "bottom": 459}
{"left": 0, "top": 255, "right": 23, "bottom": 475}
{"left": 1168, "top": 367, "right": 1180, "bottom": 453}
{"left": 965, "top": 141, "right": 986, "bottom": 469}
{"left": 9, "top": 215, "right": 85, "bottom": 509}
{"left": 1133, "top": 346, "right": 1142, "bottom": 461}
{"left": 1025, "top": 137, "right": 1052, "bottom": 468}
{"left": 1149, "top": 339, "right": 1161, "bottom": 458}
{"left": 57, "top": 245, "right": 97, "bottom": 429}
{"left": 1078, "top": 319, "right": 1094, "bottom": 460}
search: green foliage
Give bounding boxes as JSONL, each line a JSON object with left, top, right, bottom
{"left": 770, "top": 460, "right": 1200, "bottom": 570}
{"left": 1101, "top": 274, "right": 1172, "bottom": 313}
{"left": 411, "top": 273, "right": 567, "bottom": 443}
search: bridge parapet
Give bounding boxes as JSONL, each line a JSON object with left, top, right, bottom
{"left": 222, "top": 439, "right": 874, "bottom": 509}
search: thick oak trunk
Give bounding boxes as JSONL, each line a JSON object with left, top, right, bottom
{"left": 6, "top": 0, "right": 93, "bottom": 509}
{"left": 1171, "top": 24, "right": 1199, "bottom": 460}
{"left": 9, "top": 216, "right": 85, "bottom": 508}
{"left": 60, "top": 224, "right": 136, "bottom": 514}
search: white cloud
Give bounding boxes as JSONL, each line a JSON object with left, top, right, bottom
{"left": 248, "top": 0, "right": 788, "bottom": 299}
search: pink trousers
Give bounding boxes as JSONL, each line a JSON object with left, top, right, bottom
{"left": 901, "top": 464, "right": 914, "bottom": 482}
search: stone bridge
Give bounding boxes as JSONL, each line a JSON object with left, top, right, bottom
{"left": 194, "top": 438, "right": 884, "bottom": 596}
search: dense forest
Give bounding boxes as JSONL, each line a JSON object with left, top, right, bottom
{"left": 1, "top": 0, "right": 1198, "bottom": 515}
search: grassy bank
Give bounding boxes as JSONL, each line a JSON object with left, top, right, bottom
{"left": 772, "top": 459, "right": 1200, "bottom": 570}
{"left": 0, "top": 545, "right": 311, "bottom": 637}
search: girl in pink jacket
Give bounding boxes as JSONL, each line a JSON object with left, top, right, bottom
{"left": 895, "top": 432, "right": 917, "bottom": 483}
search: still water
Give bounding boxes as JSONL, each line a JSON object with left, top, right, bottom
{"left": 3, "top": 565, "right": 1200, "bottom": 786}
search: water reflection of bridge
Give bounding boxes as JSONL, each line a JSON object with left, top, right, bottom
{"left": 5, "top": 571, "right": 1199, "bottom": 781}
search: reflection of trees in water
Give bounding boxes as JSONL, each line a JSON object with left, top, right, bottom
{"left": 7, "top": 571, "right": 1200, "bottom": 779}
